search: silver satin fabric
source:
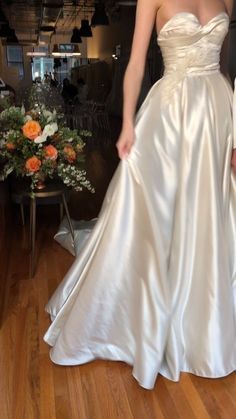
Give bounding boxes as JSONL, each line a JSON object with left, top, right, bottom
{"left": 44, "top": 12, "right": 236, "bottom": 390}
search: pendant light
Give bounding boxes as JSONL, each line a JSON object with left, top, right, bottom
{"left": 51, "top": 27, "right": 61, "bottom": 57}
{"left": 71, "top": 1, "right": 82, "bottom": 43}
{"left": 79, "top": 19, "right": 92, "bottom": 37}
{"left": 71, "top": 27, "right": 82, "bottom": 43}
{"left": 6, "top": 28, "right": 18, "bottom": 44}
{"left": 79, "top": 1, "right": 92, "bottom": 37}
{"left": 91, "top": 2, "right": 109, "bottom": 27}
{"left": 0, "top": 23, "right": 11, "bottom": 38}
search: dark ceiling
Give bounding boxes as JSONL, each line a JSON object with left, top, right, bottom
{"left": 0, "top": 1, "right": 130, "bottom": 45}
{"left": 0, "top": 1, "right": 235, "bottom": 47}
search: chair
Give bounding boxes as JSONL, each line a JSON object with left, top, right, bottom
{"left": 10, "top": 179, "right": 74, "bottom": 277}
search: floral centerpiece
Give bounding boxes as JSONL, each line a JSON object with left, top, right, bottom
{"left": 0, "top": 105, "right": 95, "bottom": 193}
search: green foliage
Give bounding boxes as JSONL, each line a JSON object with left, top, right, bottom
{"left": 0, "top": 105, "right": 95, "bottom": 193}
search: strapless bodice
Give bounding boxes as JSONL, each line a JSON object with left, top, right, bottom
{"left": 158, "top": 12, "right": 229, "bottom": 75}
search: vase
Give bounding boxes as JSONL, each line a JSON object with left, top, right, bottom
{"left": 35, "top": 180, "right": 46, "bottom": 190}
{"left": 35, "top": 173, "right": 46, "bottom": 190}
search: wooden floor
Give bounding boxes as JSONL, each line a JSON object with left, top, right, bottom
{"left": 1, "top": 146, "right": 236, "bottom": 419}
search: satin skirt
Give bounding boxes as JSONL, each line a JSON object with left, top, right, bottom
{"left": 44, "top": 71, "right": 236, "bottom": 390}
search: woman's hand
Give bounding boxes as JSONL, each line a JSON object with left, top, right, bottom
{"left": 231, "top": 149, "right": 236, "bottom": 174}
{"left": 116, "top": 124, "right": 135, "bottom": 160}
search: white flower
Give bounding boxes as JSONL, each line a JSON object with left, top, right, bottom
{"left": 34, "top": 133, "right": 47, "bottom": 144}
{"left": 6, "top": 166, "right": 14, "bottom": 176}
{"left": 43, "top": 122, "right": 58, "bottom": 137}
{"left": 24, "top": 115, "right": 33, "bottom": 122}
{"left": 43, "top": 109, "right": 51, "bottom": 118}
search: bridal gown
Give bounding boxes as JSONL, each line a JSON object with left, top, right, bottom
{"left": 44, "top": 12, "right": 236, "bottom": 390}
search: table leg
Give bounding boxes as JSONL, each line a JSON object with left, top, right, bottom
{"left": 59, "top": 202, "right": 63, "bottom": 221}
{"left": 62, "top": 193, "right": 74, "bottom": 241}
{"left": 20, "top": 203, "right": 25, "bottom": 226}
{"left": 29, "top": 200, "right": 32, "bottom": 250}
{"left": 30, "top": 197, "right": 36, "bottom": 277}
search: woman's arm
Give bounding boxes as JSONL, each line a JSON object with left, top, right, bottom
{"left": 122, "top": 0, "right": 158, "bottom": 126}
{"left": 224, "top": 0, "right": 234, "bottom": 15}
{"left": 116, "top": 0, "right": 159, "bottom": 159}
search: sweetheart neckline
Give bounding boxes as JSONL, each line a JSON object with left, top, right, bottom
{"left": 158, "top": 11, "right": 229, "bottom": 36}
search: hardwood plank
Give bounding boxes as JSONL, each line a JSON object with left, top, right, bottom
{"left": 222, "top": 373, "right": 236, "bottom": 407}
{"left": 209, "top": 378, "right": 236, "bottom": 419}
{"left": 39, "top": 354, "right": 57, "bottom": 419}
{"left": 191, "top": 376, "right": 226, "bottom": 419}
{"left": 96, "top": 361, "right": 134, "bottom": 419}
{"left": 121, "top": 365, "right": 167, "bottom": 419}
{"left": 164, "top": 376, "right": 198, "bottom": 419}
{"left": 53, "top": 364, "right": 74, "bottom": 419}
{"left": 66, "top": 367, "right": 88, "bottom": 419}
{"left": 180, "top": 374, "right": 211, "bottom": 419}
{"left": 153, "top": 378, "right": 182, "bottom": 419}
{"left": 12, "top": 307, "right": 30, "bottom": 419}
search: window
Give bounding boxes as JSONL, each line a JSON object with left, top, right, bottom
{"left": 6, "top": 46, "right": 24, "bottom": 80}
{"left": 32, "top": 57, "right": 54, "bottom": 80}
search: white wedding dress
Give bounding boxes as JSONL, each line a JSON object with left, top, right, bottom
{"left": 44, "top": 12, "right": 236, "bottom": 390}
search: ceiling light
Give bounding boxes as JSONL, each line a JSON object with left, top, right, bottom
{"left": 71, "top": 1, "right": 82, "bottom": 43}
{"left": 79, "top": 19, "right": 92, "bottom": 37}
{"left": 51, "top": 44, "right": 81, "bottom": 57}
{"left": 27, "top": 51, "right": 47, "bottom": 57}
{"left": 70, "top": 27, "right": 82, "bottom": 43}
{"left": 91, "top": 3, "right": 109, "bottom": 27}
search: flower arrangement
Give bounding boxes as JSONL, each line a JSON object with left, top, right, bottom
{"left": 0, "top": 105, "right": 95, "bottom": 193}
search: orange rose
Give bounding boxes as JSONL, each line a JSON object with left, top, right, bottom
{"left": 64, "top": 145, "right": 76, "bottom": 162}
{"left": 6, "top": 142, "right": 15, "bottom": 150}
{"left": 44, "top": 144, "right": 58, "bottom": 160}
{"left": 25, "top": 156, "right": 42, "bottom": 173}
{"left": 22, "top": 120, "right": 41, "bottom": 140}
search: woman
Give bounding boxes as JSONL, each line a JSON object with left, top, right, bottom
{"left": 44, "top": 0, "right": 236, "bottom": 390}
